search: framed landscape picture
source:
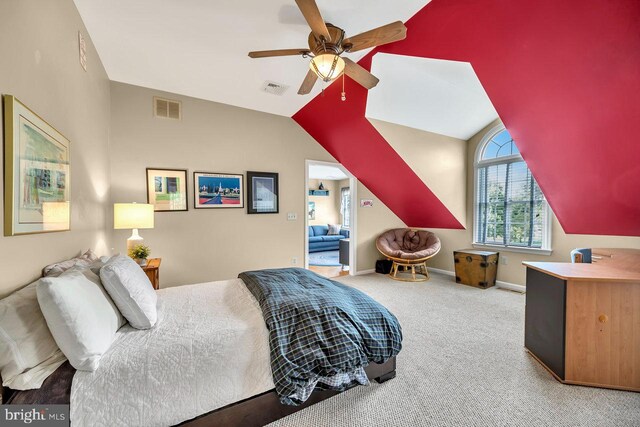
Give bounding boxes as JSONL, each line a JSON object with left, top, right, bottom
{"left": 3, "top": 95, "right": 71, "bottom": 236}
{"left": 247, "top": 171, "right": 279, "bottom": 214}
{"left": 146, "top": 168, "right": 188, "bottom": 211}
{"left": 194, "top": 172, "right": 244, "bottom": 209}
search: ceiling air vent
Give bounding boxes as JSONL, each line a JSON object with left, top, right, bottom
{"left": 262, "top": 81, "right": 289, "bottom": 96}
{"left": 154, "top": 97, "right": 181, "bottom": 120}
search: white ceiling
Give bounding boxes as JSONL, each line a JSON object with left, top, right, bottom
{"left": 366, "top": 54, "right": 499, "bottom": 140}
{"left": 73, "top": 0, "right": 429, "bottom": 117}
{"left": 309, "top": 164, "right": 348, "bottom": 180}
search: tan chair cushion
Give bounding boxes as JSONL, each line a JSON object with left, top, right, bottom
{"left": 377, "top": 229, "right": 441, "bottom": 260}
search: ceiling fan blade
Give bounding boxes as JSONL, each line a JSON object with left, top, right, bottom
{"left": 343, "top": 21, "right": 407, "bottom": 53}
{"left": 298, "top": 69, "right": 318, "bottom": 95}
{"left": 295, "top": 0, "right": 331, "bottom": 41}
{"left": 343, "top": 58, "right": 379, "bottom": 90}
{"left": 248, "top": 49, "right": 309, "bottom": 58}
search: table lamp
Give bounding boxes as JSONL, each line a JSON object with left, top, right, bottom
{"left": 113, "top": 203, "right": 154, "bottom": 252}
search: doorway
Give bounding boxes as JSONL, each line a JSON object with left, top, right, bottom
{"left": 305, "top": 160, "right": 357, "bottom": 278}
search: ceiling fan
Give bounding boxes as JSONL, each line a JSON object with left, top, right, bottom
{"left": 248, "top": 0, "right": 407, "bottom": 95}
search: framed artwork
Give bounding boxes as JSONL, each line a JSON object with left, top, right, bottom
{"left": 247, "top": 171, "right": 279, "bottom": 214}
{"left": 308, "top": 201, "right": 316, "bottom": 220}
{"left": 3, "top": 95, "right": 70, "bottom": 236}
{"left": 146, "top": 168, "right": 188, "bottom": 211}
{"left": 194, "top": 172, "right": 244, "bottom": 209}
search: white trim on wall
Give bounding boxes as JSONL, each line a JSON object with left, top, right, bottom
{"left": 304, "top": 160, "right": 359, "bottom": 275}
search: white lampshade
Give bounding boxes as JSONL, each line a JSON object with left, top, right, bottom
{"left": 310, "top": 54, "right": 345, "bottom": 82}
{"left": 113, "top": 203, "right": 154, "bottom": 230}
{"left": 43, "top": 202, "right": 70, "bottom": 231}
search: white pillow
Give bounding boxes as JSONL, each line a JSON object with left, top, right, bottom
{"left": 0, "top": 281, "right": 67, "bottom": 390}
{"left": 42, "top": 249, "right": 99, "bottom": 277}
{"left": 88, "top": 255, "right": 113, "bottom": 276}
{"left": 327, "top": 224, "right": 342, "bottom": 235}
{"left": 100, "top": 255, "right": 158, "bottom": 329}
{"left": 37, "top": 268, "right": 125, "bottom": 371}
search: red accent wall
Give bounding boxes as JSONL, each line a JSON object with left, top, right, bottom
{"left": 294, "top": 0, "right": 640, "bottom": 236}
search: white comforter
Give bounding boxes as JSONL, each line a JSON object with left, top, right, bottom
{"left": 71, "top": 279, "right": 274, "bottom": 426}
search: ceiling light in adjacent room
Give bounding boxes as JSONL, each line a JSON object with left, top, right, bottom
{"left": 310, "top": 54, "right": 345, "bottom": 82}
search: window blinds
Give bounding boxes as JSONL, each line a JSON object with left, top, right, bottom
{"left": 476, "top": 161, "right": 545, "bottom": 248}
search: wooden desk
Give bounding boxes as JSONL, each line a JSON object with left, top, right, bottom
{"left": 142, "top": 258, "right": 161, "bottom": 290}
{"left": 523, "top": 261, "right": 640, "bottom": 392}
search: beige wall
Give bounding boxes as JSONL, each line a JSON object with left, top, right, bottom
{"left": 364, "top": 117, "right": 640, "bottom": 285}
{"left": 308, "top": 179, "right": 340, "bottom": 225}
{"left": 356, "top": 182, "right": 405, "bottom": 272}
{"left": 0, "top": 0, "right": 111, "bottom": 297}
{"left": 366, "top": 118, "right": 470, "bottom": 273}
{"left": 109, "top": 82, "right": 403, "bottom": 286}
{"left": 370, "top": 118, "right": 467, "bottom": 224}
{"left": 111, "top": 83, "right": 400, "bottom": 287}
{"left": 109, "top": 82, "right": 334, "bottom": 286}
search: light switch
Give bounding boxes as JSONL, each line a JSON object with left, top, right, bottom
{"left": 287, "top": 212, "right": 297, "bottom": 220}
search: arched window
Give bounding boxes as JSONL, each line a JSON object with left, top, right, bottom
{"left": 474, "top": 125, "right": 551, "bottom": 252}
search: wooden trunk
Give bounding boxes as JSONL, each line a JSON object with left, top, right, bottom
{"left": 454, "top": 249, "right": 499, "bottom": 289}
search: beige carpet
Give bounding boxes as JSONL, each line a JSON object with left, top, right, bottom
{"left": 268, "top": 272, "right": 640, "bottom": 427}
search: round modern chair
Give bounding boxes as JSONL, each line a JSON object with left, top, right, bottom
{"left": 376, "top": 229, "right": 441, "bottom": 282}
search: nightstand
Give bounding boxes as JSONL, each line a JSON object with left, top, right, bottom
{"left": 142, "top": 258, "right": 161, "bottom": 290}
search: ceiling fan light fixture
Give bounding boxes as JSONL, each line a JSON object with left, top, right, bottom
{"left": 310, "top": 53, "right": 345, "bottom": 82}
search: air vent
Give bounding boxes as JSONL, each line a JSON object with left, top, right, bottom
{"left": 262, "top": 81, "right": 289, "bottom": 96}
{"left": 154, "top": 97, "right": 181, "bottom": 120}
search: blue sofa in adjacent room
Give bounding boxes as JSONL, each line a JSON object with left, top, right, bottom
{"left": 308, "top": 225, "right": 350, "bottom": 253}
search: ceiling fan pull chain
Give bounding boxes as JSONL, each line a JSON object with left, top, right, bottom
{"left": 341, "top": 72, "right": 346, "bottom": 102}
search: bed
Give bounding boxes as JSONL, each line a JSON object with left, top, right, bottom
{"left": 2, "top": 265, "right": 400, "bottom": 426}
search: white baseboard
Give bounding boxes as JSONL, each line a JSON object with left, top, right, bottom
{"left": 355, "top": 268, "right": 376, "bottom": 276}
{"left": 428, "top": 267, "right": 455, "bottom": 277}
{"left": 495, "top": 280, "right": 526, "bottom": 293}
{"left": 427, "top": 267, "right": 526, "bottom": 293}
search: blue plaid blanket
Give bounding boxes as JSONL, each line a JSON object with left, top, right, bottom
{"left": 238, "top": 268, "right": 402, "bottom": 405}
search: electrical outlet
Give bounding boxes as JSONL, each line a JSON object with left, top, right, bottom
{"left": 291, "top": 257, "right": 298, "bottom": 265}
{"left": 501, "top": 256, "right": 508, "bottom": 265}
{"left": 287, "top": 212, "right": 297, "bottom": 220}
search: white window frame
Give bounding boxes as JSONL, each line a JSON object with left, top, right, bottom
{"left": 472, "top": 124, "right": 552, "bottom": 255}
{"left": 340, "top": 186, "right": 351, "bottom": 229}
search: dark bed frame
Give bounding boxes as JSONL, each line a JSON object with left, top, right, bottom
{"left": 179, "top": 357, "right": 396, "bottom": 427}
{"left": 2, "top": 357, "right": 396, "bottom": 427}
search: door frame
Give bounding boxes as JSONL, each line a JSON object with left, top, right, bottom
{"left": 304, "top": 159, "right": 358, "bottom": 275}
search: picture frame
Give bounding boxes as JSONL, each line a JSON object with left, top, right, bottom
{"left": 3, "top": 95, "right": 71, "bottom": 236}
{"left": 247, "top": 171, "right": 279, "bottom": 214}
{"left": 146, "top": 168, "right": 188, "bottom": 211}
{"left": 308, "top": 201, "right": 316, "bottom": 220}
{"left": 194, "top": 172, "right": 244, "bottom": 209}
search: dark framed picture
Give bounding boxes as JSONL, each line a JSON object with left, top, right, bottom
{"left": 146, "top": 168, "right": 188, "bottom": 211}
{"left": 194, "top": 172, "right": 244, "bottom": 209}
{"left": 3, "top": 95, "right": 71, "bottom": 236}
{"left": 247, "top": 171, "right": 279, "bottom": 214}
